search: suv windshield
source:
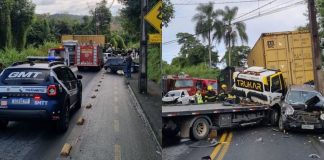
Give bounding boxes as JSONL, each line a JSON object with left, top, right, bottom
{"left": 175, "top": 79, "right": 193, "bottom": 88}
{"left": 0, "top": 68, "right": 50, "bottom": 85}
{"left": 286, "top": 90, "right": 320, "bottom": 104}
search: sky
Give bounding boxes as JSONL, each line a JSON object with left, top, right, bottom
{"left": 162, "top": 0, "right": 309, "bottom": 66}
{"left": 31, "top": 0, "right": 123, "bottom": 16}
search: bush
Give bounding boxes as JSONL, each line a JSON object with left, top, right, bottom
{"left": 164, "top": 63, "right": 220, "bottom": 79}
{"left": 148, "top": 46, "right": 161, "bottom": 82}
{"left": 0, "top": 42, "right": 60, "bottom": 67}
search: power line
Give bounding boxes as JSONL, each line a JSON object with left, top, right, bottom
{"left": 173, "top": 0, "right": 269, "bottom": 6}
{"left": 233, "top": 0, "right": 277, "bottom": 21}
{"left": 163, "top": 0, "right": 304, "bottom": 45}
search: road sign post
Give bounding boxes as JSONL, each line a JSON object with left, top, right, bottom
{"left": 139, "top": 0, "right": 148, "bottom": 94}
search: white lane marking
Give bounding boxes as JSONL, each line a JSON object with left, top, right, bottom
{"left": 115, "top": 144, "right": 121, "bottom": 160}
{"left": 114, "top": 120, "right": 119, "bottom": 132}
{"left": 114, "top": 106, "right": 118, "bottom": 114}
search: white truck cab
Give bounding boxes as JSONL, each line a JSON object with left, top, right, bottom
{"left": 232, "top": 66, "right": 286, "bottom": 106}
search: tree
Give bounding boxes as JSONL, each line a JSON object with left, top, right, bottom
{"left": 27, "top": 15, "right": 53, "bottom": 46}
{"left": 162, "top": 0, "right": 175, "bottom": 28}
{"left": 10, "top": 0, "right": 35, "bottom": 50}
{"left": 214, "top": 6, "right": 248, "bottom": 66}
{"left": 192, "top": 2, "right": 219, "bottom": 67}
{"left": 222, "top": 45, "right": 250, "bottom": 67}
{"left": 92, "top": 0, "right": 112, "bottom": 35}
{"left": 0, "top": 0, "right": 13, "bottom": 49}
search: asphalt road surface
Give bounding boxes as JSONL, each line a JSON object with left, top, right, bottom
{"left": 163, "top": 125, "right": 324, "bottom": 160}
{"left": 0, "top": 69, "right": 160, "bottom": 160}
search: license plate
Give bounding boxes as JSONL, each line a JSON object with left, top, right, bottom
{"left": 11, "top": 98, "right": 30, "bottom": 105}
{"left": 301, "top": 124, "right": 314, "bottom": 130}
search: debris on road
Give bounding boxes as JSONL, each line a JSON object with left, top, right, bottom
{"left": 97, "top": 84, "right": 101, "bottom": 87}
{"left": 256, "top": 137, "right": 263, "bottom": 142}
{"left": 201, "top": 156, "right": 212, "bottom": 160}
{"left": 99, "top": 81, "right": 102, "bottom": 83}
{"left": 309, "top": 154, "right": 320, "bottom": 159}
{"left": 272, "top": 128, "right": 280, "bottom": 132}
{"left": 77, "top": 118, "right": 85, "bottom": 125}
{"left": 91, "top": 95, "right": 96, "bottom": 98}
{"left": 94, "top": 89, "right": 99, "bottom": 92}
{"left": 282, "top": 135, "right": 290, "bottom": 138}
{"left": 208, "top": 129, "right": 217, "bottom": 139}
{"left": 85, "top": 104, "right": 92, "bottom": 109}
{"left": 60, "top": 143, "right": 72, "bottom": 157}
{"left": 189, "top": 139, "right": 220, "bottom": 148}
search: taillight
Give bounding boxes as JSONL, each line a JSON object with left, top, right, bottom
{"left": 47, "top": 85, "right": 57, "bottom": 96}
{"left": 34, "top": 94, "right": 42, "bottom": 101}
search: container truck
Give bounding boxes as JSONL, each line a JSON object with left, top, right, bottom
{"left": 247, "top": 30, "right": 314, "bottom": 86}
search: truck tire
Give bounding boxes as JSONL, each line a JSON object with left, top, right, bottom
{"left": 270, "top": 109, "right": 279, "bottom": 126}
{"left": 0, "top": 120, "right": 8, "bottom": 129}
{"left": 56, "top": 103, "right": 70, "bottom": 133}
{"left": 278, "top": 116, "right": 285, "bottom": 131}
{"left": 191, "top": 118, "right": 210, "bottom": 140}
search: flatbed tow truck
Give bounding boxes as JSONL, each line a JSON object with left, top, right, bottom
{"left": 163, "top": 67, "right": 288, "bottom": 140}
{"left": 162, "top": 102, "right": 272, "bottom": 140}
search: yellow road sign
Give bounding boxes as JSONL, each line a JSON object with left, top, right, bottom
{"left": 148, "top": 34, "right": 162, "bottom": 44}
{"left": 144, "top": 1, "right": 162, "bottom": 33}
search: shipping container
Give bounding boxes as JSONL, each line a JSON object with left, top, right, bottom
{"left": 247, "top": 31, "right": 314, "bottom": 86}
{"left": 61, "top": 35, "right": 105, "bottom": 45}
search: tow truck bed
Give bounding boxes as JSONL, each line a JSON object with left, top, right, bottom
{"left": 162, "top": 103, "right": 270, "bottom": 117}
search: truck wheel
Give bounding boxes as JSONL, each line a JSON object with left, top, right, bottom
{"left": 278, "top": 116, "right": 285, "bottom": 131}
{"left": 56, "top": 103, "right": 70, "bottom": 133}
{"left": 270, "top": 109, "right": 279, "bottom": 126}
{"left": 0, "top": 120, "right": 8, "bottom": 129}
{"left": 191, "top": 118, "right": 210, "bottom": 140}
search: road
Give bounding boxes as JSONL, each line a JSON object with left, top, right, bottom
{"left": 0, "top": 69, "right": 160, "bottom": 160}
{"left": 163, "top": 126, "right": 324, "bottom": 160}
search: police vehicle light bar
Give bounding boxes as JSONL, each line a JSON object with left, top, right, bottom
{"left": 27, "top": 56, "right": 64, "bottom": 62}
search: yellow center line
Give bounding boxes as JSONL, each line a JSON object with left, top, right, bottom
{"left": 210, "top": 132, "right": 228, "bottom": 159}
{"left": 114, "top": 120, "right": 120, "bottom": 132}
{"left": 216, "top": 132, "right": 233, "bottom": 160}
{"left": 114, "top": 144, "right": 121, "bottom": 160}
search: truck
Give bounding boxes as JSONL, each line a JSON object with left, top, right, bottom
{"left": 162, "top": 67, "right": 286, "bottom": 140}
{"left": 62, "top": 40, "right": 78, "bottom": 66}
{"left": 75, "top": 44, "right": 104, "bottom": 71}
{"left": 61, "top": 35, "right": 105, "bottom": 46}
{"left": 247, "top": 30, "right": 314, "bottom": 86}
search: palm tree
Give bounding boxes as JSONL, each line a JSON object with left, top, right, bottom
{"left": 192, "top": 2, "right": 218, "bottom": 67}
{"left": 214, "top": 6, "right": 248, "bottom": 66}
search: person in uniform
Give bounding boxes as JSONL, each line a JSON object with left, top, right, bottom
{"left": 205, "top": 85, "right": 217, "bottom": 102}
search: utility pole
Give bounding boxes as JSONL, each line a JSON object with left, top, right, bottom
{"left": 308, "top": 0, "right": 324, "bottom": 94}
{"left": 139, "top": 0, "right": 148, "bottom": 94}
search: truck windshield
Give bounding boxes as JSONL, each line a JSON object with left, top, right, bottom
{"left": 175, "top": 79, "right": 193, "bottom": 88}
{"left": 286, "top": 90, "right": 320, "bottom": 104}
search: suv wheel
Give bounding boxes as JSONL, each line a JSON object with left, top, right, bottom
{"left": 278, "top": 116, "right": 285, "bottom": 131}
{"left": 270, "top": 109, "right": 279, "bottom": 126}
{"left": 131, "top": 67, "right": 134, "bottom": 73}
{"left": 106, "top": 67, "right": 112, "bottom": 73}
{"left": 0, "top": 120, "right": 8, "bottom": 129}
{"left": 75, "top": 92, "right": 82, "bottom": 110}
{"left": 56, "top": 103, "right": 70, "bottom": 133}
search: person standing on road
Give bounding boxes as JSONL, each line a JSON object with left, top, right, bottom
{"left": 125, "top": 51, "right": 133, "bottom": 78}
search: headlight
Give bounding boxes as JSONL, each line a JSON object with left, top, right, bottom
{"left": 320, "top": 114, "right": 324, "bottom": 120}
{"left": 284, "top": 105, "right": 294, "bottom": 116}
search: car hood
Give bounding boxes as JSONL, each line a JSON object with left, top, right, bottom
{"left": 162, "top": 96, "right": 179, "bottom": 102}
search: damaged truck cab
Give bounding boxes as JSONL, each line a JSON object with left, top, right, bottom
{"left": 232, "top": 66, "right": 286, "bottom": 125}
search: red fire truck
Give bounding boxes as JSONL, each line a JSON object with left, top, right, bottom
{"left": 75, "top": 44, "right": 104, "bottom": 71}
{"left": 162, "top": 74, "right": 218, "bottom": 97}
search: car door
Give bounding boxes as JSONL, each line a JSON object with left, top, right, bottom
{"left": 63, "top": 67, "right": 78, "bottom": 105}
{"left": 54, "top": 67, "right": 73, "bottom": 106}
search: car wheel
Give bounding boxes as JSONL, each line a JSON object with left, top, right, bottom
{"left": 0, "top": 120, "right": 8, "bottom": 129}
{"left": 191, "top": 118, "right": 210, "bottom": 140}
{"left": 56, "top": 103, "right": 70, "bottom": 133}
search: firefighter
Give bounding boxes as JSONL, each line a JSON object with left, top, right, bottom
{"left": 205, "top": 85, "right": 217, "bottom": 102}
{"left": 219, "top": 84, "right": 237, "bottom": 104}
{"left": 195, "top": 90, "right": 204, "bottom": 104}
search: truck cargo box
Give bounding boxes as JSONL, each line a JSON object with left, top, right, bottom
{"left": 247, "top": 31, "right": 314, "bottom": 86}
{"left": 61, "top": 35, "right": 105, "bottom": 46}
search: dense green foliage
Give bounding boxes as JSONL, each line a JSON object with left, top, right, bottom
{"left": 0, "top": 42, "right": 59, "bottom": 67}
{"left": 148, "top": 46, "right": 161, "bottom": 82}
{"left": 163, "top": 63, "right": 220, "bottom": 79}
{"left": 222, "top": 45, "right": 250, "bottom": 67}
{"left": 0, "top": 0, "right": 35, "bottom": 50}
